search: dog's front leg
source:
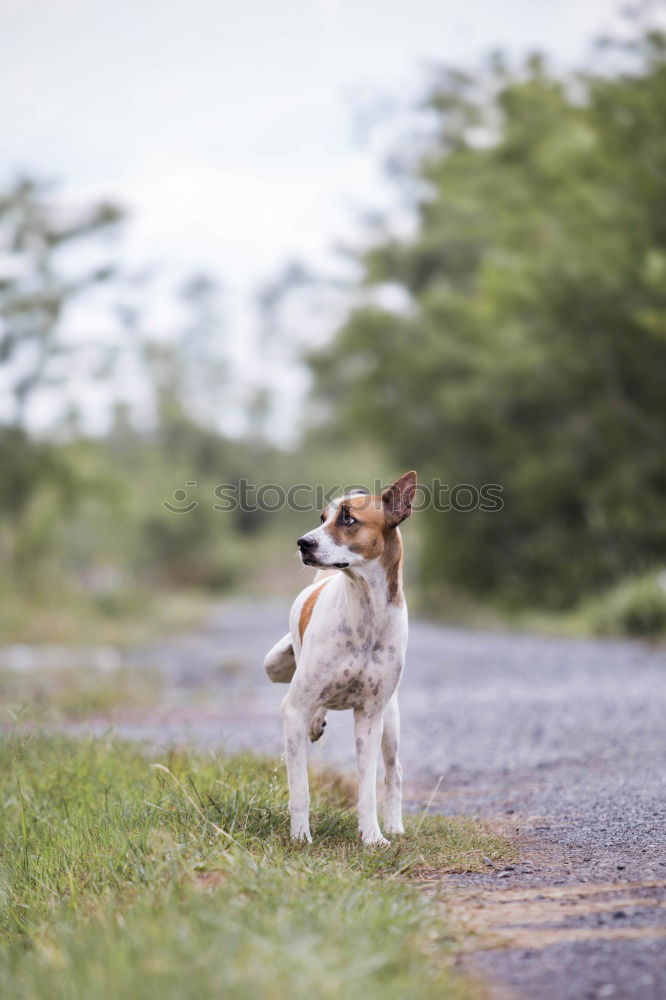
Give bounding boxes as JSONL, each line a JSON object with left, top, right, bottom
{"left": 281, "top": 693, "right": 312, "bottom": 842}
{"left": 354, "top": 708, "right": 389, "bottom": 846}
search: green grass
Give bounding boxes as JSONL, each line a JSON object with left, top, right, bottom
{"left": 0, "top": 732, "right": 511, "bottom": 999}
{"left": 0, "top": 664, "right": 161, "bottom": 720}
{"left": 0, "top": 585, "right": 213, "bottom": 645}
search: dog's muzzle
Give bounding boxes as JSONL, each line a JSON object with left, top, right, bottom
{"left": 297, "top": 536, "right": 349, "bottom": 569}
{"left": 297, "top": 535, "right": 318, "bottom": 565}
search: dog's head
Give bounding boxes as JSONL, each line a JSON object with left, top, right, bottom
{"left": 297, "top": 471, "right": 417, "bottom": 569}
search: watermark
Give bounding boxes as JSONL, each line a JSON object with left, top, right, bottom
{"left": 163, "top": 479, "right": 503, "bottom": 514}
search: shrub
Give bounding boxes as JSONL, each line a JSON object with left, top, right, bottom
{"left": 586, "top": 572, "right": 666, "bottom": 637}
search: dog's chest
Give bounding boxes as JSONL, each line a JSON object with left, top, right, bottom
{"left": 315, "top": 611, "right": 405, "bottom": 711}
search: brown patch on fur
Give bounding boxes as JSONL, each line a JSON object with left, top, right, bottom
{"left": 323, "top": 493, "right": 406, "bottom": 606}
{"left": 382, "top": 470, "right": 417, "bottom": 527}
{"left": 298, "top": 579, "right": 331, "bottom": 641}
{"left": 324, "top": 493, "right": 387, "bottom": 556}
{"left": 381, "top": 528, "right": 404, "bottom": 606}
{"left": 322, "top": 472, "right": 416, "bottom": 607}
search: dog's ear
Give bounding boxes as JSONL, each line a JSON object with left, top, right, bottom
{"left": 382, "top": 471, "right": 417, "bottom": 527}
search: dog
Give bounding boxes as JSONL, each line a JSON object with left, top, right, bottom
{"left": 264, "top": 471, "right": 417, "bottom": 845}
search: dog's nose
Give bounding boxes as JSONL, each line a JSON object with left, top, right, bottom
{"left": 297, "top": 536, "right": 317, "bottom": 551}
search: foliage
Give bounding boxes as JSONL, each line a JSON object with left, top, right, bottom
{"left": 583, "top": 570, "right": 666, "bottom": 637}
{"left": 0, "top": 733, "right": 510, "bottom": 998}
{"left": 309, "top": 26, "right": 666, "bottom": 609}
{"left": 0, "top": 176, "right": 122, "bottom": 423}
{"left": 0, "top": 178, "right": 123, "bottom": 583}
{"left": 0, "top": 180, "right": 272, "bottom": 602}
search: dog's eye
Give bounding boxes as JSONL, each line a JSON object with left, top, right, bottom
{"left": 340, "top": 512, "right": 356, "bottom": 527}
{"left": 320, "top": 513, "right": 326, "bottom": 523}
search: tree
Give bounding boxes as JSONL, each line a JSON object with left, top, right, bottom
{"left": 0, "top": 176, "right": 123, "bottom": 424}
{"left": 308, "top": 26, "right": 666, "bottom": 608}
{"left": 0, "top": 177, "right": 123, "bottom": 578}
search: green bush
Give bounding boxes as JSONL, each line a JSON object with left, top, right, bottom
{"left": 585, "top": 572, "right": 666, "bottom": 637}
{"left": 308, "top": 28, "right": 666, "bottom": 610}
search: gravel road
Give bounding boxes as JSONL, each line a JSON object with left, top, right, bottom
{"left": 70, "top": 600, "right": 666, "bottom": 999}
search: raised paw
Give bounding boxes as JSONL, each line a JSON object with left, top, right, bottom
{"left": 308, "top": 707, "right": 327, "bottom": 743}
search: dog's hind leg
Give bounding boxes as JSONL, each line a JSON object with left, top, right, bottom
{"left": 381, "top": 694, "right": 404, "bottom": 835}
{"left": 354, "top": 707, "right": 388, "bottom": 846}
{"left": 308, "top": 707, "right": 327, "bottom": 742}
{"left": 264, "top": 633, "right": 296, "bottom": 683}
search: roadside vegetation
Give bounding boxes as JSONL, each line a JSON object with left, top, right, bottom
{"left": 0, "top": 732, "right": 511, "bottom": 999}
{"left": 309, "top": 26, "right": 666, "bottom": 617}
{"left": 0, "top": 586, "right": 214, "bottom": 646}
{"left": 2, "top": 14, "right": 666, "bottom": 656}
{"left": 580, "top": 571, "right": 666, "bottom": 638}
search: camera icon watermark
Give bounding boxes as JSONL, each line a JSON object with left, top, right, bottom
{"left": 163, "top": 481, "right": 199, "bottom": 513}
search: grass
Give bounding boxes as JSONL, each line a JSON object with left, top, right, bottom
{"left": 0, "top": 664, "right": 161, "bottom": 720}
{"left": 0, "top": 585, "right": 213, "bottom": 645}
{"left": 0, "top": 731, "right": 512, "bottom": 1000}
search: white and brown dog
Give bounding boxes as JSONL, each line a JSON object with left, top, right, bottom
{"left": 264, "top": 471, "right": 417, "bottom": 845}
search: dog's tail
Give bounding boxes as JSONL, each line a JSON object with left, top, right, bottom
{"left": 263, "top": 633, "right": 296, "bottom": 683}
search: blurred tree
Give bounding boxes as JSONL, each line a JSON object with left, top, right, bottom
{"left": 0, "top": 177, "right": 123, "bottom": 581}
{"left": 309, "top": 24, "right": 666, "bottom": 608}
{"left": 0, "top": 176, "right": 122, "bottom": 424}
{"left": 178, "top": 272, "right": 228, "bottom": 431}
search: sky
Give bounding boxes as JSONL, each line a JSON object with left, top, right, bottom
{"left": 0, "top": 0, "right": 631, "bottom": 439}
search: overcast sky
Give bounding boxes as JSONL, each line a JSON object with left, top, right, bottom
{"left": 0, "top": 0, "right": 630, "bottom": 437}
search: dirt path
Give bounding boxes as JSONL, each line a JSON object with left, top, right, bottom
{"left": 72, "top": 600, "right": 666, "bottom": 999}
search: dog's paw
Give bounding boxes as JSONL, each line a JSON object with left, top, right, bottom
{"left": 290, "top": 824, "right": 313, "bottom": 844}
{"left": 308, "top": 708, "right": 327, "bottom": 743}
{"left": 360, "top": 831, "right": 390, "bottom": 848}
{"left": 383, "top": 824, "right": 405, "bottom": 836}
